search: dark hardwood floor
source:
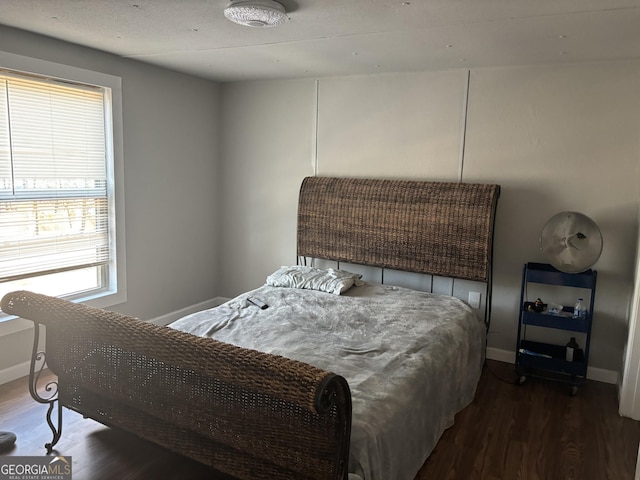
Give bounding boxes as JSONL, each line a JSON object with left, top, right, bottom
{"left": 1, "top": 360, "right": 639, "bottom": 480}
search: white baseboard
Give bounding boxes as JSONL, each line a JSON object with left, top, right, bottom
{"left": 0, "top": 359, "right": 31, "bottom": 386}
{"left": 147, "top": 297, "right": 230, "bottom": 326}
{"left": 486, "top": 347, "right": 619, "bottom": 385}
{"left": 486, "top": 347, "right": 516, "bottom": 364}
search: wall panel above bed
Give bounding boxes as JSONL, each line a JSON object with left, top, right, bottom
{"left": 297, "top": 176, "right": 500, "bottom": 283}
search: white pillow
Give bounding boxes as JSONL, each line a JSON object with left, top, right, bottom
{"left": 266, "top": 266, "right": 364, "bottom": 295}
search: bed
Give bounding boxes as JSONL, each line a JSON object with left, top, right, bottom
{"left": 171, "top": 176, "right": 500, "bottom": 480}
{"left": 1, "top": 175, "right": 500, "bottom": 480}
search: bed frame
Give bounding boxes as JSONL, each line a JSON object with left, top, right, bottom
{"left": 297, "top": 176, "right": 500, "bottom": 324}
{"left": 1, "top": 176, "right": 499, "bottom": 480}
{"left": 1, "top": 291, "right": 352, "bottom": 480}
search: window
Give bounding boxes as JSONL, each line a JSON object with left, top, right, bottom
{"left": 0, "top": 57, "right": 125, "bottom": 319}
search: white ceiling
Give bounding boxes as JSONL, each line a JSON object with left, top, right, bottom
{"left": 1, "top": 0, "right": 639, "bottom": 83}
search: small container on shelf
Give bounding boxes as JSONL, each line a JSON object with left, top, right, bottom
{"left": 565, "top": 337, "right": 579, "bottom": 362}
{"left": 573, "top": 297, "right": 587, "bottom": 319}
{"left": 531, "top": 298, "right": 545, "bottom": 312}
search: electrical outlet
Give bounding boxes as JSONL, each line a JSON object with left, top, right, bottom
{"left": 468, "top": 291, "right": 481, "bottom": 309}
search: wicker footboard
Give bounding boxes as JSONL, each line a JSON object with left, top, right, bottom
{"left": 1, "top": 291, "right": 352, "bottom": 480}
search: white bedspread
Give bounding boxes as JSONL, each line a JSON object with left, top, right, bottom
{"left": 168, "top": 283, "right": 485, "bottom": 480}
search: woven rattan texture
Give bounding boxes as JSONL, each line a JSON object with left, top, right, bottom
{"left": 1, "top": 291, "right": 351, "bottom": 480}
{"left": 297, "top": 177, "right": 500, "bottom": 282}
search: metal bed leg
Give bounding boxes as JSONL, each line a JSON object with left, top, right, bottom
{"left": 29, "top": 322, "right": 62, "bottom": 452}
{"left": 44, "top": 400, "right": 62, "bottom": 453}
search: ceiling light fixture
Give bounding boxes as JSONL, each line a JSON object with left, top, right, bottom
{"left": 224, "top": 0, "right": 288, "bottom": 28}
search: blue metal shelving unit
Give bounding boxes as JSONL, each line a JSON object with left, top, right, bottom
{"left": 515, "top": 262, "right": 597, "bottom": 395}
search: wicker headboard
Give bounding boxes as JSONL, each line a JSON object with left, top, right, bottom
{"left": 297, "top": 176, "right": 500, "bottom": 283}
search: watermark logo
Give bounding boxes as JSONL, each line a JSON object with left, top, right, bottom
{"left": 0, "top": 456, "right": 71, "bottom": 480}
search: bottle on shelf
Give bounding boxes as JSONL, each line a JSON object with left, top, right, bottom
{"left": 566, "top": 337, "right": 580, "bottom": 362}
{"left": 573, "top": 297, "right": 587, "bottom": 319}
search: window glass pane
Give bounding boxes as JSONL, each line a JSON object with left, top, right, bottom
{"left": 0, "top": 71, "right": 111, "bottom": 294}
{"left": 0, "top": 197, "right": 109, "bottom": 280}
{"left": 0, "top": 265, "right": 102, "bottom": 300}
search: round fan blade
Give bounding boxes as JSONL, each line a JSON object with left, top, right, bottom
{"left": 540, "top": 211, "right": 603, "bottom": 273}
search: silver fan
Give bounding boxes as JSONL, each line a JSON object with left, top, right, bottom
{"left": 540, "top": 211, "right": 603, "bottom": 273}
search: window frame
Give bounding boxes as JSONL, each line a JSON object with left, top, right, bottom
{"left": 0, "top": 51, "right": 126, "bottom": 333}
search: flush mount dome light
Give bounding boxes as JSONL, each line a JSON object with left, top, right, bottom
{"left": 224, "top": 0, "right": 288, "bottom": 27}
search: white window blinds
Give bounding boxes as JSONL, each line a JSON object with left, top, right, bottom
{"left": 0, "top": 73, "right": 110, "bottom": 282}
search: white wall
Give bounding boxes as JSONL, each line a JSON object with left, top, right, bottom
{"left": 219, "top": 79, "right": 318, "bottom": 295}
{"left": 0, "top": 26, "right": 222, "bottom": 379}
{"left": 219, "top": 61, "right": 640, "bottom": 375}
{"left": 465, "top": 63, "right": 640, "bottom": 373}
{"left": 316, "top": 71, "right": 468, "bottom": 180}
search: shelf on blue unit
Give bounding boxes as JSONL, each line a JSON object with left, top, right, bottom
{"left": 517, "top": 340, "right": 587, "bottom": 377}
{"left": 524, "top": 262, "right": 596, "bottom": 289}
{"left": 521, "top": 306, "right": 589, "bottom": 333}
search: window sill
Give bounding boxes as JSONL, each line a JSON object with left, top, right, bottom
{"left": 0, "top": 316, "right": 34, "bottom": 336}
{"left": 0, "top": 288, "right": 126, "bottom": 337}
